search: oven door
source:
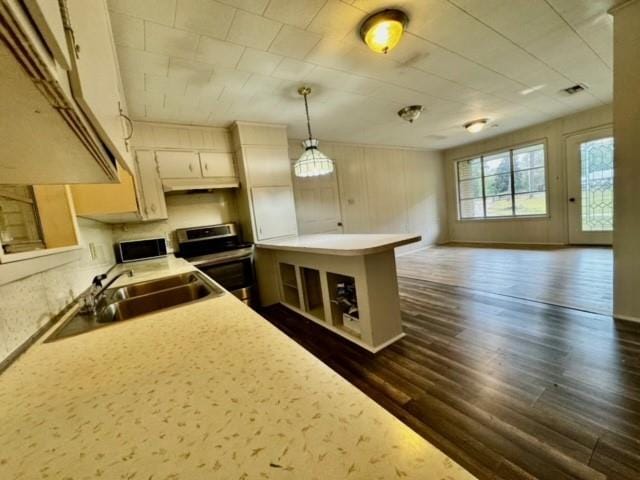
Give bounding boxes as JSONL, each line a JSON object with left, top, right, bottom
{"left": 197, "top": 256, "right": 255, "bottom": 302}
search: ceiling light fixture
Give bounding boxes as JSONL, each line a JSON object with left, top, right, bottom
{"left": 464, "top": 118, "right": 488, "bottom": 133}
{"left": 360, "top": 9, "right": 409, "bottom": 54}
{"left": 398, "top": 105, "right": 423, "bottom": 123}
{"left": 293, "top": 86, "right": 334, "bottom": 178}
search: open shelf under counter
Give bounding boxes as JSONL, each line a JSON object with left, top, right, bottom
{"left": 256, "top": 237, "right": 419, "bottom": 353}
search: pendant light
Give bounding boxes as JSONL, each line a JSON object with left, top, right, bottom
{"left": 294, "top": 86, "right": 334, "bottom": 178}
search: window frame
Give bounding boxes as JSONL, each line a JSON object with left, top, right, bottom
{"left": 455, "top": 139, "right": 550, "bottom": 221}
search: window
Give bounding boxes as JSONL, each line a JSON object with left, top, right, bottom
{"left": 457, "top": 143, "right": 547, "bottom": 219}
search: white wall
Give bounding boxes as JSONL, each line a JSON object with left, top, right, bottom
{"left": 112, "top": 190, "right": 239, "bottom": 251}
{"left": 611, "top": 1, "right": 640, "bottom": 323}
{"left": 443, "top": 104, "right": 612, "bottom": 244}
{"left": 289, "top": 140, "right": 448, "bottom": 251}
{"left": 0, "top": 218, "right": 114, "bottom": 364}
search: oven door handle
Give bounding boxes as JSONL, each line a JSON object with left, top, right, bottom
{"left": 193, "top": 253, "right": 253, "bottom": 268}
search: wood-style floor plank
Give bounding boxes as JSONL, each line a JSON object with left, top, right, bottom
{"left": 260, "top": 252, "right": 640, "bottom": 479}
{"left": 396, "top": 245, "right": 613, "bottom": 315}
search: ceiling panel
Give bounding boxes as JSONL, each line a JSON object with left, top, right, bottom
{"left": 268, "top": 25, "right": 322, "bottom": 59}
{"left": 263, "top": 0, "right": 327, "bottom": 29}
{"left": 110, "top": 0, "right": 613, "bottom": 149}
{"left": 174, "top": 0, "right": 236, "bottom": 40}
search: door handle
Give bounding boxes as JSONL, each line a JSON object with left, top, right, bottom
{"left": 569, "top": 197, "right": 576, "bottom": 203}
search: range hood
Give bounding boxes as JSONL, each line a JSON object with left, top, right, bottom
{"left": 162, "top": 178, "right": 240, "bottom": 192}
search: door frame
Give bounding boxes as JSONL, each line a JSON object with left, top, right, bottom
{"left": 565, "top": 126, "right": 614, "bottom": 245}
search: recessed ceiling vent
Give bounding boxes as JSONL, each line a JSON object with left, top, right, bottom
{"left": 563, "top": 84, "right": 588, "bottom": 95}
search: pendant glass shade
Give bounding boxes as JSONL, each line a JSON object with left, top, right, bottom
{"left": 294, "top": 87, "right": 335, "bottom": 178}
{"left": 294, "top": 138, "right": 334, "bottom": 178}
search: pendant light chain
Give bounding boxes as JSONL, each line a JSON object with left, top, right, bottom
{"left": 303, "top": 91, "right": 313, "bottom": 141}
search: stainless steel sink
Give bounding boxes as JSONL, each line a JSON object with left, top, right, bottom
{"left": 98, "top": 283, "right": 211, "bottom": 323}
{"left": 107, "top": 273, "right": 200, "bottom": 301}
{"left": 46, "top": 271, "right": 224, "bottom": 342}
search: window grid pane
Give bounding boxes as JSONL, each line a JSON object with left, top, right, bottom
{"left": 457, "top": 143, "right": 547, "bottom": 219}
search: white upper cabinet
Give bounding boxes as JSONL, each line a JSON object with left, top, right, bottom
{"left": 0, "top": 0, "right": 119, "bottom": 184}
{"left": 252, "top": 186, "right": 298, "bottom": 240}
{"left": 156, "top": 151, "right": 201, "bottom": 179}
{"left": 134, "top": 150, "right": 167, "bottom": 221}
{"left": 200, "top": 152, "right": 235, "bottom": 178}
{"left": 22, "top": 0, "right": 71, "bottom": 71}
{"left": 65, "top": 0, "right": 130, "bottom": 166}
{"left": 244, "top": 146, "right": 292, "bottom": 187}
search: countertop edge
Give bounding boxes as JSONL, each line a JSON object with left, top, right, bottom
{"left": 256, "top": 234, "right": 422, "bottom": 256}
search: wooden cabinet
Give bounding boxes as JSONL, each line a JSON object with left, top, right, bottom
{"left": 156, "top": 151, "right": 201, "bottom": 179}
{"left": 135, "top": 151, "right": 167, "bottom": 221}
{"left": 70, "top": 167, "right": 138, "bottom": 220}
{"left": 0, "top": 5, "right": 118, "bottom": 184}
{"left": 32, "top": 186, "right": 78, "bottom": 249}
{"left": 244, "top": 146, "right": 291, "bottom": 186}
{"left": 65, "top": 0, "right": 130, "bottom": 168}
{"left": 252, "top": 186, "right": 298, "bottom": 240}
{"left": 200, "top": 152, "right": 235, "bottom": 178}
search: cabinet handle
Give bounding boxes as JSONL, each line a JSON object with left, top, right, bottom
{"left": 188, "top": 163, "right": 193, "bottom": 172}
{"left": 204, "top": 163, "right": 208, "bottom": 171}
{"left": 119, "top": 108, "right": 134, "bottom": 141}
{"left": 151, "top": 204, "right": 157, "bottom": 213}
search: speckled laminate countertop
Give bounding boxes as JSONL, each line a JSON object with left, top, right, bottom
{"left": 0, "top": 257, "right": 475, "bottom": 479}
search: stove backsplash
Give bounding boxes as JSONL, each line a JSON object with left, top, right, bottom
{"left": 112, "top": 191, "right": 239, "bottom": 253}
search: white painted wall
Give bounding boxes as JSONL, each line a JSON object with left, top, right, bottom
{"left": 0, "top": 219, "right": 114, "bottom": 363}
{"left": 289, "top": 140, "right": 448, "bottom": 251}
{"left": 443, "top": 104, "right": 612, "bottom": 244}
{"left": 611, "top": 0, "right": 640, "bottom": 323}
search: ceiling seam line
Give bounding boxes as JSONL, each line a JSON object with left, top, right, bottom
{"left": 444, "top": 0, "right": 582, "bottom": 85}
{"left": 542, "top": 0, "right": 612, "bottom": 71}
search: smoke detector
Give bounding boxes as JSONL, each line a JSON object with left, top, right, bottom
{"left": 398, "top": 105, "right": 423, "bottom": 123}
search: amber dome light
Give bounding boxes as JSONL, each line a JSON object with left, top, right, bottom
{"left": 360, "top": 9, "right": 409, "bottom": 54}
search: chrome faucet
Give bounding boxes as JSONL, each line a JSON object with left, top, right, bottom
{"left": 81, "top": 269, "right": 133, "bottom": 315}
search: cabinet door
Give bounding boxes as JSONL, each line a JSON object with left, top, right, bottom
{"left": 244, "top": 146, "right": 292, "bottom": 187}
{"left": 70, "top": 167, "right": 138, "bottom": 216}
{"left": 251, "top": 186, "right": 298, "bottom": 240}
{"left": 135, "top": 151, "right": 167, "bottom": 220}
{"left": 200, "top": 152, "right": 236, "bottom": 178}
{"left": 65, "top": 0, "right": 129, "bottom": 165}
{"left": 23, "top": 0, "right": 71, "bottom": 70}
{"left": 156, "top": 151, "right": 201, "bottom": 179}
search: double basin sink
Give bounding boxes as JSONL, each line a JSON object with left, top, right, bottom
{"left": 47, "top": 271, "right": 224, "bottom": 342}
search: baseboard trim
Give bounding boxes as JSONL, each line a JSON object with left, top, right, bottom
{"left": 445, "top": 240, "right": 568, "bottom": 247}
{"left": 613, "top": 313, "right": 640, "bottom": 324}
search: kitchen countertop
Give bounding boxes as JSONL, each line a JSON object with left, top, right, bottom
{"left": 256, "top": 233, "right": 422, "bottom": 256}
{"left": 0, "top": 256, "right": 474, "bottom": 479}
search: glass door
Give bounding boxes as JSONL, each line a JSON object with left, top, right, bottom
{"left": 566, "top": 129, "right": 614, "bottom": 245}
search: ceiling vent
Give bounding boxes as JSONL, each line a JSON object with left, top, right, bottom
{"left": 563, "top": 84, "right": 588, "bottom": 95}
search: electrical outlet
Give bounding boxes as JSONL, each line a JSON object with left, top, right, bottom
{"left": 88, "top": 242, "right": 97, "bottom": 260}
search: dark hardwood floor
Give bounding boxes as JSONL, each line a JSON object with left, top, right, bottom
{"left": 396, "top": 245, "right": 613, "bottom": 315}
{"left": 260, "top": 275, "right": 640, "bottom": 480}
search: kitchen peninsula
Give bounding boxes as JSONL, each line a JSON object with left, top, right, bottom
{"left": 256, "top": 234, "right": 421, "bottom": 352}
